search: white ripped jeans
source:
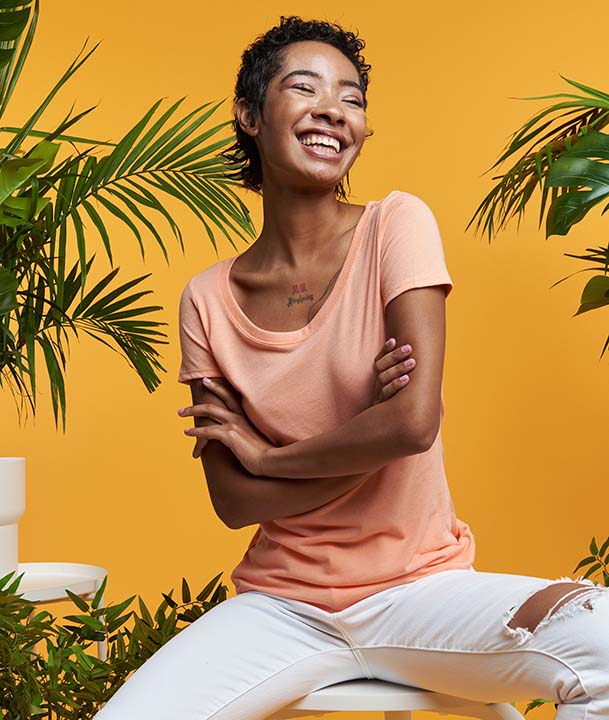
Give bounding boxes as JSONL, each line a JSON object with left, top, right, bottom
{"left": 94, "top": 568, "right": 609, "bottom": 719}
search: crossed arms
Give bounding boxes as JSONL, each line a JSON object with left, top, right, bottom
{"left": 191, "top": 286, "right": 447, "bottom": 529}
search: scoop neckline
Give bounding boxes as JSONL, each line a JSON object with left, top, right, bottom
{"left": 218, "top": 199, "right": 376, "bottom": 346}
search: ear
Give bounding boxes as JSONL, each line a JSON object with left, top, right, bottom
{"left": 236, "top": 97, "right": 259, "bottom": 138}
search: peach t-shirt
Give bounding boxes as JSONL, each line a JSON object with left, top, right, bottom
{"left": 178, "top": 189, "right": 475, "bottom": 613}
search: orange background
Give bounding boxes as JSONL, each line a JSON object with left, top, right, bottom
{"left": 3, "top": 2, "right": 609, "bottom": 718}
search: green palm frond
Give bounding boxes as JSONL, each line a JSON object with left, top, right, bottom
{"left": 467, "top": 75, "right": 609, "bottom": 241}
{"left": 0, "top": 2, "right": 257, "bottom": 428}
{"left": 24, "top": 93, "right": 255, "bottom": 297}
{"left": 0, "top": 0, "right": 36, "bottom": 119}
{"left": 3, "top": 253, "right": 168, "bottom": 431}
{"left": 467, "top": 75, "right": 609, "bottom": 360}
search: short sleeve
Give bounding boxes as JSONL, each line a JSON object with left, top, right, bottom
{"left": 380, "top": 192, "right": 453, "bottom": 311}
{"left": 177, "top": 279, "right": 224, "bottom": 384}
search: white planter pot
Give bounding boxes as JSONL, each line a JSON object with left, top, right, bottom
{"left": 0, "top": 457, "right": 26, "bottom": 578}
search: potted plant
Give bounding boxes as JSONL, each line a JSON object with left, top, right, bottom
{"left": 0, "top": 0, "right": 256, "bottom": 575}
{"left": 0, "top": 568, "right": 229, "bottom": 718}
{"left": 468, "top": 77, "right": 609, "bottom": 714}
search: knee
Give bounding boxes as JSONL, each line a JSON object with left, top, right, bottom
{"left": 504, "top": 579, "right": 609, "bottom": 651}
{"left": 506, "top": 582, "right": 598, "bottom": 633}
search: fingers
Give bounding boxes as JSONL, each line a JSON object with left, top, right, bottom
{"left": 372, "top": 338, "right": 415, "bottom": 405}
{"left": 375, "top": 339, "right": 415, "bottom": 376}
{"left": 192, "top": 438, "right": 208, "bottom": 459}
{"left": 178, "top": 402, "right": 228, "bottom": 419}
{"left": 200, "top": 378, "right": 242, "bottom": 413}
{"left": 376, "top": 374, "right": 410, "bottom": 403}
{"left": 374, "top": 337, "right": 396, "bottom": 362}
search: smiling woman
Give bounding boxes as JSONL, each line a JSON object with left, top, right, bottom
{"left": 94, "top": 14, "right": 609, "bottom": 720}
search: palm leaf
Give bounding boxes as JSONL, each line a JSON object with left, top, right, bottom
{"left": 467, "top": 76, "right": 609, "bottom": 360}
{"left": 6, "top": 37, "right": 100, "bottom": 158}
{"left": 1, "top": 17, "right": 256, "bottom": 428}
{"left": 2, "top": 253, "right": 169, "bottom": 428}
{"left": 0, "top": 0, "right": 35, "bottom": 119}
{"left": 36, "top": 95, "right": 255, "bottom": 279}
{"left": 468, "top": 76, "right": 609, "bottom": 241}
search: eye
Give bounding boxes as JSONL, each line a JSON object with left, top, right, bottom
{"left": 345, "top": 98, "right": 363, "bottom": 107}
{"left": 293, "top": 83, "right": 313, "bottom": 92}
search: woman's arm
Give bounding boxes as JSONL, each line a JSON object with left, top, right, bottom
{"left": 191, "top": 378, "right": 373, "bottom": 529}
{"left": 263, "top": 286, "right": 447, "bottom": 479}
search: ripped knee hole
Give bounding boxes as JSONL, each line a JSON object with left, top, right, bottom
{"left": 507, "top": 582, "right": 599, "bottom": 633}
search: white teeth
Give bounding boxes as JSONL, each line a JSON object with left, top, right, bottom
{"left": 298, "top": 133, "right": 341, "bottom": 153}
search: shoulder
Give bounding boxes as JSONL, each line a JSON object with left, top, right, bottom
{"left": 180, "top": 259, "right": 228, "bottom": 303}
{"left": 379, "top": 190, "right": 436, "bottom": 220}
{"left": 375, "top": 190, "right": 440, "bottom": 239}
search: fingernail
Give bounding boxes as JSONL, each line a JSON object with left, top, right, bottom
{"left": 203, "top": 377, "right": 211, "bottom": 385}
{"left": 178, "top": 408, "right": 185, "bottom": 415}
{"left": 401, "top": 345, "right": 411, "bottom": 354}
{"left": 385, "top": 338, "right": 395, "bottom": 348}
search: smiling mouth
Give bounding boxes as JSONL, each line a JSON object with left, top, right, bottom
{"left": 297, "top": 133, "right": 344, "bottom": 155}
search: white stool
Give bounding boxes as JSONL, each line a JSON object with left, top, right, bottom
{"left": 269, "top": 678, "right": 527, "bottom": 719}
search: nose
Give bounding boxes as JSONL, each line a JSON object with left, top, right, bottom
{"left": 310, "top": 91, "right": 346, "bottom": 125}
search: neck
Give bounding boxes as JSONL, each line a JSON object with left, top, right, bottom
{"left": 252, "top": 182, "right": 351, "bottom": 270}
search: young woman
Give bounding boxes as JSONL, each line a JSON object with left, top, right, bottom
{"left": 96, "top": 16, "right": 609, "bottom": 720}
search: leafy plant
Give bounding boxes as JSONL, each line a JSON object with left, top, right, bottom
{"left": 0, "top": 568, "right": 228, "bottom": 719}
{"left": 467, "top": 79, "right": 609, "bottom": 714}
{"left": 0, "top": 0, "right": 256, "bottom": 429}
{"left": 467, "top": 76, "right": 609, "bottom": 358}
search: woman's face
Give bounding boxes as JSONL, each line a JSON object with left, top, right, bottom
{"left": 237, "top": 40, "right": 368, "bottom": 195}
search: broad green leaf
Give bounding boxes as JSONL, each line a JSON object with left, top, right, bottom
{"left": 26, "top": 137, "right": 61, "bottom": 172}
{"left": 0, "top": 193, "right": 50, "bottom": 218}
{"left": 0, "top": 0, "right": 37, "bottom": 119}
{"left": 546, "top": 188, "right": 608, "bottom": 236}
{"left": 554, "top": 130, "right": 609, "bottom": 160}
{"left": 546, "top": 155, "right": 609, "bottom": 189}
{"left": 0, "top": 155, "right": 46, "bottom": 203}
{"left": 0, "top": 7, "right": 29, "bottom": 41}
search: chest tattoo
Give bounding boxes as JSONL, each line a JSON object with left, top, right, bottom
{"left": 286, "top": 269, "right": 341, "bottom": 322}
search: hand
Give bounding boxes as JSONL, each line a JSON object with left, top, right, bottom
{"left": 178, "top": 379, "right": 276, "bottom": 476}
{"left": 372, "top": 337, "right": 416, "bottom": 406}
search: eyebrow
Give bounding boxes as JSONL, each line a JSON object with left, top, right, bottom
{"left": 280, "top": 69, "right": 364, "bottom": 94}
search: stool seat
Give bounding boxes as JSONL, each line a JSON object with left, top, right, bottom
{"left": 269, "top": 678, "right": 526, "bottom": 719}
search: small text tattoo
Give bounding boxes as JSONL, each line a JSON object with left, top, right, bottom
{"left": 287, "top": 282, "right": 314, "bottom": 308}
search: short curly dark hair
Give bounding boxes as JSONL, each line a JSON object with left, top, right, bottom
{"left": 219, "top": 15, "right": 372, "bottom": 201}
